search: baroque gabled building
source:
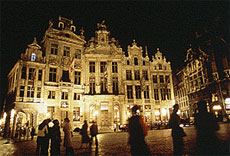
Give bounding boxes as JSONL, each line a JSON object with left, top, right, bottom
{"left": 6, "top": 17, "right": 175, "bottom": 134}
{"left": 174, "top": 30, "right": 230, "bottom": 121}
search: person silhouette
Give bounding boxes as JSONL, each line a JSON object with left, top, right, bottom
{"left": 194, "top": 100, "right": 219, "bottom": 155}
{"left": 50, "top": 119, "right": 61, "bottom": 155}
{"left": 90, "top": 121, "right": 98, "bottom": 147}
{"left": 128, "top": 105, "right": 151, "bottom": 156}
{"left": 80, "top": 120, "right": 91, "bottom": 148}
{"left": 63, "top": 118, "right": 74, "bottom": 155}
{"left": 169, "top": 104, "right": 185, "bottom": 156}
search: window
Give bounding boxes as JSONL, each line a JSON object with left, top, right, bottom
{"left": 161, "top": 88, "right": 166, "bottom": 100}
{"left": 127, "top": 60, "right": 130, "bottom": 65}
{"left": 63, "top": 46, "right": 70, "bottom": 57}
{"left": 166, "top": 89, "right": 171, "bottom": 100}
{"left": 154, "top": 89, "right": 159, "bottom": 100}
{"left": 31, "top": 53, "right": 36, "bottom": 61}
{"left": 159, "top": 75, "right": 164, "bottom": 83}
{"left": 112, "top": 77, "right": 119, "bottom": 94}
{"left": 89, "top": 62, "right": 95, "bottom": 73}
{"left": 112, "top": 62, "right": 118, "bottom": 73}
{"left": 27, "top": 85, "right": 34, "bottom": 98}
{"left": 134, "top": 58, "right": 138, "bottom": 65}
{"left": 153, "top": 75, "right": 158, "bottom": 83}
{"left": 100, "top": 62, "right": 106, "bottom": 73}
{"left": 165, "top": 75, "right": 170, "bottom": 84}
{"left": 101, "top": 77, "right": 107, "bottom": 94}
{"left": 75, "top": 49, "right": 81, "bottom": 59}
{"left": 73, "top": 93, "right": 80, "bottom": 100}
{"left": 62, "top": 92, "right": 68, "bottom": 100}
{"left": 29, "top": 68, "right": 35, "bottom": 80}
{"left": 144, "top": 86, "right": 150, "bottom": 99}
{"left": 142, "top": 70, "right": 148, "bottom": 80}
{"left": 134, "top": 70, "right": 140, "bottom": 80}
{"left": 73, "top": 107, "right": 80, "bottom": 121}
{"left": 38, "top": 70, "right": 42, "bottom": 81}
{"left": 48, "top": 91, "right": 55, "bottom": 99}
{"left": 21, "top": 66, "right": 26, "bottom": 79}
{"left": 89, "top": 78, "right": 95, "bottom": 94}
{"left": 126, "top": 70, "right": 132, "bottom": 80}
{"left": 159, "top": 64, "right": 162, "bottom": 70}
{"left": 74, "top": 71, "right": 81, "bottom": 85}
{"left": 37, "top": 87, "right": 41, "bottom": 98}
{"left": 127, "top": 85, "right": 133, "bottom": 99}
{"left": 20, "top": 86, "right": 24, "bottom": 97}
{"left": 51, "top": 44, "right": 58, "bottom": 55}
{"left": 143, "top": 61, "right": 146, "bottom": 65}
{"left": 49, "top": 68, "right": 56, "bottom": 82}
{"left": 135, "top": 86, "right": 141, "bottom": 99}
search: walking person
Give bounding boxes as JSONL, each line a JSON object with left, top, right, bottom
{"left": 194, "top": 100, "right": 219, "bottom": 155}
{"left": 63, "top": 118, "right": 74, "bottom": 155}
{"left": 80, "top": 120, "right": 91, "bottom": 148}
{"left": 35, "top": 119, "right": 50, "bottom": 156}
{"left": 90, "top": 121, "right": 98, "bottom": 147}
{"left": 128, "top": 105, "right": 151, "bottom": 156}
{"left": 169, "top": 104, "right": 186, "bottom": 156}
{"left": 50, "top": 119, "right": 61, "bottom": 156}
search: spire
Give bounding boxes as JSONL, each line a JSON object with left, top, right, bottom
{"left": 33, "top": 37, "right": 37, "bottom": 44}
{"left": 132, "top": 40, "right": 137, "bottom": 46}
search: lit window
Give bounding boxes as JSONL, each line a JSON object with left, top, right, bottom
{"left": 73, "top": 107, "right": 80, "bottom": 121}
{"left": 27, "top": 85, "right": 34, "bottom": 98}
{"left": 154, "top": 89, "right": 159, "bottom": 100}
{"left": 31, "top": 53, "right": 36, "bottom": 61}
{"left": 62, "top": 92, "right": 68, "bottom": 100}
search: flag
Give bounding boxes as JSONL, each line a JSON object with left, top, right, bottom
{"left": 69, "top": 57, "right": 75, "bottom": 81}
{"left": 140, "top": 76, "right": 146, "bottom": 91}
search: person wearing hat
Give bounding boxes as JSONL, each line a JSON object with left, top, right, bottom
{"left": 128, "top": 105, "right": 150, "bottom": 156}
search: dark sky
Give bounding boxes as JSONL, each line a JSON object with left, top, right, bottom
{"left": 0, "top": 1, "right": 229, "bottom": 111}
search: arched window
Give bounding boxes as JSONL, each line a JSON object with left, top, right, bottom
{"left": 134, "top": 58, "right": 138, "bottom": 65}
{"left": 31, "top": 53, "right": 36, "bottom": 61}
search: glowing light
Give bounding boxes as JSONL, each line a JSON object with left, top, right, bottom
{"left": 155, "top": 111, "right": 160, "bottom": 116}
{"left": 3, "top": 112, "right": 7, "bottom": 119}
{"left": 0, "top": 119, "right": 3, "bottom": 125}
{"left": 46, "top": 112, "right": 50, "bottom": 117}
{"left": 162, "top": 108, "right": 166, "bottom": 116}
{"left": 11, "top": 109, "right": 15, "bottom": 118}
{"left": 177, "top": 110, "right": 181, "bottom": 114}
{"left": 93, "top": 111, "right": 98, "bottom": 116}
{"left": 213, "top": 105, "right": 221, "bottom": 110}
{"left": 225, "top": 98, "right": 230, "bottom": 104}
{"left": 48, "top": 121, "right": 54, "bottom": 127}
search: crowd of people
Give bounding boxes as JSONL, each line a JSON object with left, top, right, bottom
{"left": 15, "top": 99, "right": 220, "bottom": 156}
{"left": 35, "top": 118, "right": 98, "bottom": 156}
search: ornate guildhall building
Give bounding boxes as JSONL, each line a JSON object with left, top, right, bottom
{"left": 7, "top": 17, "right": 175, "bottom": 131}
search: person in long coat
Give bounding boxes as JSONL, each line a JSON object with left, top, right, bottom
{"left": 63, "top": 118, "right": 74, "bottom": 155}
{"left": 50, "top": 119, "right": 61, "bottom": 155}
{"left": 80, "top": 120, "right": 91, "bottom": 148}
{"left": 169, "top": 104, "right": 186, "bottom": 156}
{"left": 128, "top": 105, "right": 150, "bottom": 156}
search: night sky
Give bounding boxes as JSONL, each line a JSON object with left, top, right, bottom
{"left": 0, "top": 1, "right": 229, "bottom": 112}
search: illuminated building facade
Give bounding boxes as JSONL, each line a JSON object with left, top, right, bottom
{"left": 7, "top": 17, "right": 175, "bottom": 132}
{"left": 174, "top": 32, "right": 230, "bottom": 121}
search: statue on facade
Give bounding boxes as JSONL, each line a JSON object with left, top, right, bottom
{"left": 97, "top": 20, "right": 107, "bottom": 30}
{"left": 49, "top": 19, "right": 54, "bottom": 28}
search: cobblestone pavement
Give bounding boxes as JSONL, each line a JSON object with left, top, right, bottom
{"left": 0, "top": 123, "right": 229, "bottom": 156}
